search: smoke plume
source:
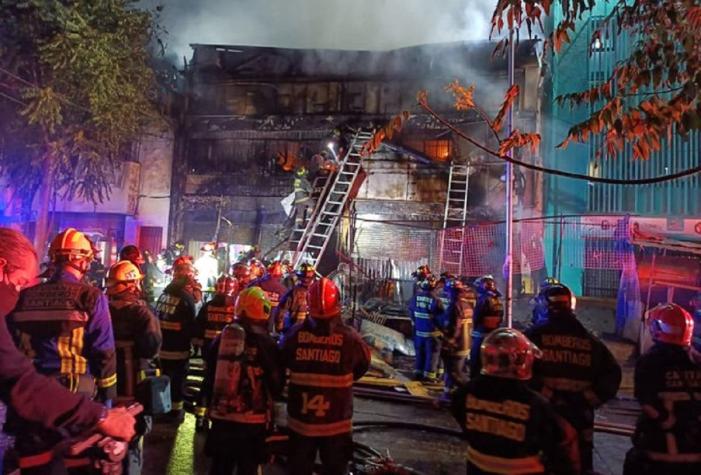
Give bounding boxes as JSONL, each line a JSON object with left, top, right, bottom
{"left": 142, "top": 0, "right": 496, "bottom": 62}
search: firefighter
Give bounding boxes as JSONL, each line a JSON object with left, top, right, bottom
{"left": 411, "top": 264, "right": 432, "bottom": 296}
{"left": 155, "top": 260, "right": 198, "bottom": 423}
{"left": 293, "top": 166, "right": 313, "bottom": 226}
{"left": 0, "top": 228, "right": 135, "bottom": 472}
{"left": 8, "top": 228, "right": 118, "bottom": 472}
{"left": 120, "top": 245, "right": 145, "bottom": 271}
{"left": 623, "top": 303, "right": 701, "bottom": 475}
{"left": 248, "top": 258, "right": 266, "bottom": 282}
{"left": 469, "top": 275, "right": 503, "bottom": 378}
{"left": 232, "top": 262, "right": 252, "bottom": 289}
{"left": 440, "top": 277, "right": 476, "bottom": 400}
{"left": 451, "top": 328, "right": 580, "bottom": 474}
{"left": 202, "top": 287, "right": 283, "bottom": 475}
{"left": 280, "top": 278, "right": 371, "bottom": 475}
{"left": 278, "top": 262, "right": 316, "bottom": 333}
{"left": 250, "top": 261, "right": 288, "bottom": 334}
{"left": 526, "top": 282, "right": 622, "bottom": 474}
{"left": 106, "top": 260, "right": 162, "bottom": 474}
{"left": 193, "top": 275, "right": 238, "bottom": 431}
{"left": 408, "top": 275, "right": 441, "bottom": 381}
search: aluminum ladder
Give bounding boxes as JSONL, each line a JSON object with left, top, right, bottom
{"left": 292, "top": 130, "right": 374, "bottom": 268}
{"left": 289, "top": 174, "right": 331, "bottom": 249}
{"left": 438, "top": 163, "right": 471, "bottom": 275}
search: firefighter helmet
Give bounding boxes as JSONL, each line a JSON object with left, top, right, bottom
{"left": 412, "top": 265, "right": 432, "bottom": 281}
{"left": 119, "top": 245, "right": 145, "bottom": 265}
{"left": 532, "top": 282, "right": 574, "bottom": 326}
{"left": 235, "top": 286, "right": 271, "bottom": 321}
{"left": 309, "top": 277, "right": 341, "bottom": 319}
{"left": 295, "top": 166, "right": 308, "bottom": 178}
{"left": 648, "top": 303, "right": 694, "bottom": 347}
{"left": 49, "top": 228, "right": 95, "bottom": 263}
{"left": 474, "top": 275, "right": 498, "bottom": 295}
{"left": 296, "top": 262, "right": 316, "bottom": 279}
{"left": 232, "top": 262, "right": 251, "bottom": 285}
{"left": 106, "top": 260, "right": 143, "bottom": 295}
{"left": 481, "top": 328, "right": 542, "bottom": 380}
{"left": 249, "top": 259, "right": 265, "bottom": 279}
{"left": 215, "top": 275, "right": 238, "bottom": 296}
{"left": 267, "top": 261, "right": 283, "bottom": 278}
{"left": 172, "top": 259, "right": 195, "bottom": 279}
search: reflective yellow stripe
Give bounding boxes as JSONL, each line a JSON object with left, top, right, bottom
{"left": 289, "top": 372, "right": 353, "bottom": 388}
{"left": 58, "top": 335, "right": 73, "bottom": 374}
{"left": 171, "top": 401, "right": 184, "bottom": 410}
{"left": 416, "top": 330, "right": 441, "bottom": 337}
{"left": 137, "top": 369, "right": 160, "bottom": 382}
{"left": 287, "top": 417, "right": 352, "bottom": 437}
{"left": 160, "top": 321, "right": 183, "bottom": 331}
{"left": 160, "top": 350, "right": 190, "bottom": 360}
{"left": 97, "top": 373, "right": 117, "bottom": 388}
{"left": 71, "top": 327, "right": 87, "bottom": 375}
{"left": 194, "top": 407, "right": 207, "bottom": 417}
{"left": 467, "top": 446, "right": 544, "bottom": 474}
{"left": 204, "top": 329, "right": 222, "bottom": 340}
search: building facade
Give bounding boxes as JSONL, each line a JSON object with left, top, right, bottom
{"left": 171, "top": 41, "right": 543, "bottom": 276}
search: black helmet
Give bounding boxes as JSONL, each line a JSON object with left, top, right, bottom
{"left": 412, "top": 265, "right": 432, "bottom": 281}
{"left": 531, "top": 282, "right": 574, "bottom": 326}
{"left": 418, "top": 275, "right": 437, "bottom": 291}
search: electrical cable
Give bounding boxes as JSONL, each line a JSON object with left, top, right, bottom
{"left": 418, "top": 99, "right": 701, "bottom": 185}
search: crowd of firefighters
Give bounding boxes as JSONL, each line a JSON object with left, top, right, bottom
{"left": 0, "top": 225, "right": 698, "bottom": 475}
{"left": 407, "top": 265, "right": 701, "bottom": 475}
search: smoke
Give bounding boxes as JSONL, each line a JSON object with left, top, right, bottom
{"left": 142, "top": 0, "right": 495, "bottom": 62}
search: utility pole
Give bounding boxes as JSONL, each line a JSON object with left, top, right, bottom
{"left": 505, "top": 29, "right": 516, "bottom": 327}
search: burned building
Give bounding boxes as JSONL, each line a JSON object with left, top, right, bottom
{"left": 170, "top": 41, "right": 542, "bottom": 277}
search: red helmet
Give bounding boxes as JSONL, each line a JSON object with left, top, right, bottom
{"left": 249, "top": 259, "right": 265, "bottom": 279}
{"left": 309, "top": 277, "right": 341, "bottom": 319}
{"left": 215, "top": 275, "right": 238, "bottom": 296}
{"left": 267, "top": 261, "right": 283, "bottom": 278}
{"left": 481, "top": 328, "right": 542, "bottom": 380}
{"left": 648, "top": 303, "right": 694, "bottom": 347}
{"left": 232, "top": 262, "right": 251, "bottom": 285}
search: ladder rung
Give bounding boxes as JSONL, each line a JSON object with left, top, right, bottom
{"left": 307, "top": 244, "right": 323, "bottom": 250}
{"left": 327, "top": 201, "right": 343, "bottom": 205}
{"left": 311, "top": 233, "right": 329, "bottom": 238}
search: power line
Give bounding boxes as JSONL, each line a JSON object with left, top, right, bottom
{"left": 418, "top": 99, "right": 701, "bottom": 185}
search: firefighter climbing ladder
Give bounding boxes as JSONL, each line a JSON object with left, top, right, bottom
{"left": 289, "top": 174, "right": 331, "bottom": 249}
{"left": 293, "top": 130, "right": 374, "bottom": 268}
{"left": 438, "top": 163, "right": 471, "bottom": 274}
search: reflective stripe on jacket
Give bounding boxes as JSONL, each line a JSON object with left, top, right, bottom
{"left": 281, "top": 317, "right": 370, "bottom": 437}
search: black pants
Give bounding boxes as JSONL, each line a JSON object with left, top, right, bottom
{"left": 160, "top": 358, "right": 188, "bottom": 412}
{"left": 468, "top": 332, "right": 484, "bottom": 378}
{"left": 288, "top": 431, "right": 353, "bottom": 475}
{"left": 205, "top": 421, "right": 266, "bottom": 475}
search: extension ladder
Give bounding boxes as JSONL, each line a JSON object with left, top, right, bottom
{"left": 438, "top": 163, "right": 471, "bottom": 275}
{"left": 292, "top": 130, "right": 374, "bottom": 268}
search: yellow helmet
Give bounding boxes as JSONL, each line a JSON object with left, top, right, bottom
{"left": 235, "top": 286, "right": 271, "bottom": 321}
{"left": 107, "top": 260, "right": 143, "bottom": 285}
{"left": 49, "top": 228, "right": 94, "bottom": 263}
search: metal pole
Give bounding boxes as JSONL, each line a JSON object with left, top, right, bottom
{"left": 505, "top": 29, "right": 516, "bottom": 327}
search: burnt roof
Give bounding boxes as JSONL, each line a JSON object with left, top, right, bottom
{"left": 189, "top": 40, "right": 540, "bottom": 80}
